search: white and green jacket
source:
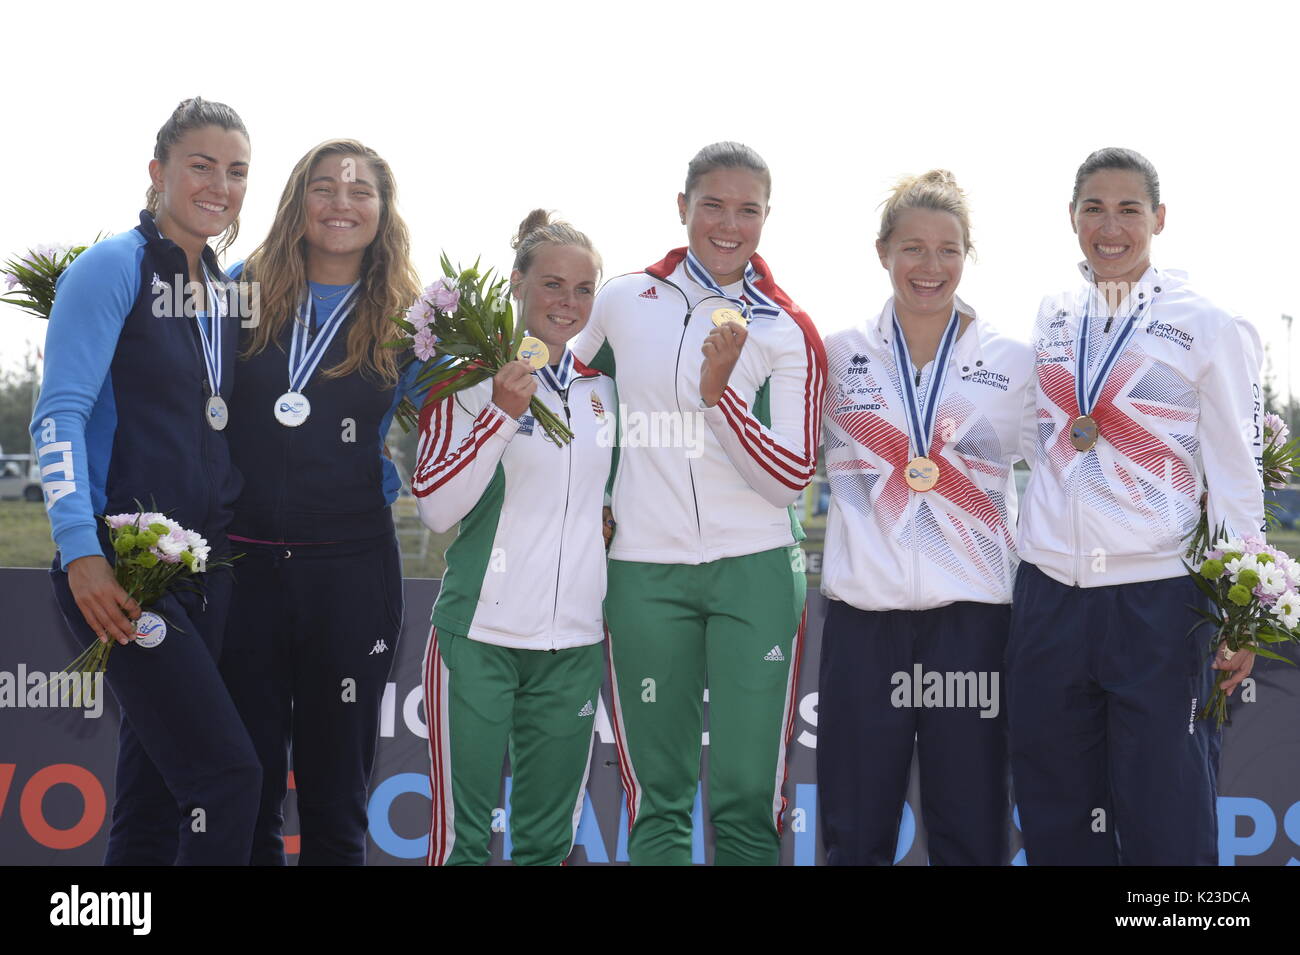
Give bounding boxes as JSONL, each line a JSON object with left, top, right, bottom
{"left": 411, "top": 351, "right": 616, "bottom": 650}
{"left": 570, "top": 247, "right": 827, "bottom": 565}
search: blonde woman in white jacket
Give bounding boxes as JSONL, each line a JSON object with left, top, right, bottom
{"left": 819, "top": 170, "right": 1035, "bottom": 865}
{"left": 413, "top": 211, "right": 615, "bottom": 866}
{"left": 1008, "top": 148, "right": 1264, "bottom": 866}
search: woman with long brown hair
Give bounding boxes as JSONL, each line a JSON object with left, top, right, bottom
{"left": 219, "top": 138, "right": 423, "bottom": 865}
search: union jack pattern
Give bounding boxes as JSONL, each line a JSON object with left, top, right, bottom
{"left": 824, "top": 336, "right": 1014, "bottom": 595}
{"left": 1035, "top": 336, "right": 1200, "bottom": 545}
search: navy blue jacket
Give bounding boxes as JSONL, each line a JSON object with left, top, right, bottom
{"left": 31, "top": 212, "right": 243, "bottom": 567}
{"left": 224, "top": 265, "right": 422, "bottom": 543}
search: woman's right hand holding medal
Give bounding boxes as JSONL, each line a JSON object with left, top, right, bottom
{"left": 699, "top": 320, "right": 748, "bottom": 407}
{"left": 492, "top": 358, "right": 538, "bottom": 419}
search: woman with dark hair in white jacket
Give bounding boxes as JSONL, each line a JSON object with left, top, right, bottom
{"left": 1009, "top": 147, "right": 1264, "bottom": 866}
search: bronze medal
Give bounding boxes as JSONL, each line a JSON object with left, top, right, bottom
{"left": 1069, "top": 414, "right": 1099, "bottom": 452}
{"left": 905, "top": 456, "right": 940, "bottom": 492}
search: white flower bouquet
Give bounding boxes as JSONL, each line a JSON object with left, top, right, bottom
{"left": 1187, "top": 531, "right": 1300, "bottom": 727}
{"left": 60, "top": 506, "right": 224, "bottom": 698}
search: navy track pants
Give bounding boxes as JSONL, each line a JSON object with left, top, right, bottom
{"left": 220, "top": 534, "right": 402, "bottom": 865}
{"left": 1006, "top": 562, "right": 1219, "bottom": 866}
{"left": 50, "top": 548, "right": 262, "bottom": 865}
{"left": 818, "top": 598, "right": 1012, "bottom": 865}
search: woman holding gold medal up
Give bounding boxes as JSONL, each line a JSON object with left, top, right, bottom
{"left": 414, "top": 211, "right": 615, "bottom": 866}
{"left": 1008, "top": 148, "right": 1264, "bottom": 865}
{"left": 818, "top": 171, "right": 1035, "bottom": 865}
{"left": 570, "top": 142, "right": 827, "bottom": 866}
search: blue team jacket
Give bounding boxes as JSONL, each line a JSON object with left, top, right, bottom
{"left": 30, "top": 211, "right": 243, "bottom": 568}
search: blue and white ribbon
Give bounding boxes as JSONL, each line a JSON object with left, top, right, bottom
{"left": 196, "top": 265, "right": 226, "bottom": 397}
{"left": 536, "top": 348, "right": 575, "bottom": 394}
{"left": 1074, "top": 302, "right": 1143, "bottom": 418}
{"left": 287, "top": 283, "right": 361, "bottom": 393}
{"left": 891, "top": 309, "right": 961, "bottom": 459}
{"left": 684, "top": 249, "right": 782, "bottom": 321}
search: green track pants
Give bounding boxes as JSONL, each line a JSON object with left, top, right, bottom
{"left": 604, "top": 546, "right": 807, "bottom": 865}
{"left": 423, "top": 628, "right": 604, "bottom": 865}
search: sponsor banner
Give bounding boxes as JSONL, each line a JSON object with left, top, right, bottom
{"left": 2, "top": 568, "right": 1298, "bottom": 864}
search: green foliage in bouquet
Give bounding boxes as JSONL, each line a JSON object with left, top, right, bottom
{"left": 389, "top": 253, "right": 573, "bottom": 446}
{"left": 2, "top": 239, "right": 104, "bottom": 320}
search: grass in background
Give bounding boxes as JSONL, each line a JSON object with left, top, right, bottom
{"left": 0, "top": 499, "right": 457, "bottom": 576}
{"left": 5, "top": 499, "right": 1298, "bottom": 581}
{"left": 0, "top": 500, "right": 55, "bottom": 568}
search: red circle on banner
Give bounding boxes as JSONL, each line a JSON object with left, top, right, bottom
{"left": 20, "top": 764, "right": 107, "bottom": 849}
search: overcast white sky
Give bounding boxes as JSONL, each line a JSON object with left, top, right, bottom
{"left": 3, "top": 0, "right": 1298, "bottom": 403}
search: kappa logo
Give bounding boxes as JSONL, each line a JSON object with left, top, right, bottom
{"left": 638, "top": 286, "right": 658, "bottom": 300}
{"left": 150, "top": 273, "right": 168, "bottom": 293}
{"left": 590, "top": 393, "right": 606, "bottom": 420}
{"left": 578, "top": 699, "right": 595, "bottom": 717}
{"left": 369, "top": 640, "right": 389, "bottom": 655}
{"left": 763, "top": 645, "right": 785, "bottom": 662}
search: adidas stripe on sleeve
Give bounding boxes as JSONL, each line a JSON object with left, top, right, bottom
{"left": 411, "top": 381, "right": 520, "bottom": 533}
{"left": 700, "top": 322, "right": 826, "bottom": 508}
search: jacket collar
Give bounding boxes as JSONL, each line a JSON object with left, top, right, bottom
{"left": 1074, "top": 261, "right": 1166, "bottom": 323}
{"left": 867, "top": 295, "right": 985, "bottom": 379}
{"left": 136, "top": 210, "right": 228, "bottom": 281}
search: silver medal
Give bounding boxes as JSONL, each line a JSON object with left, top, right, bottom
{"left": 274, "top": 391, "right": 312, "bottom": 427}
{"left": 206, "top": 395, "right": 229, "bottom": 431}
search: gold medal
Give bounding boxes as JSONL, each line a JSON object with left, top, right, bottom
{"left": 711, "top": 307, "right": 747, "bottom": 328}
{"left": 904, "top": 456, "right": 940, "bottom": 492}
{"left": 1069, "top": 414, "right": 1099, "bottom": 452}
{"left": 518, "top": 336, "right": 549, "bottom": 370}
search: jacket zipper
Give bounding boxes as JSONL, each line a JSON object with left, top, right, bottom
{"left": 549, "top": 386, "right": 574, "bottom": 652}
{"left": 909, "top": 493, "right": 920, "bottom": 608}
{"left": 653, "top": 273, "right": 733, "bottom": 563}
{"left": 1069, "top": 457, "right": 1082, "bottom": 585}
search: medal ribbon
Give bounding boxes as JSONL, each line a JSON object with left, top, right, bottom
{"left": 536, "top": 349, "right": 575, "bottom": 394}
{"left": 288, "top": 283, "right": 362, "bottom": 393}
{"left": 891, "top": 309, "right": 961, "bottom": 459}
{"left": 1073, "top": 292, "right": 1145, "bottom": 417}
{"left": 684, "top": 249, "right": 782, "bottom": 320}
{"left": 196, "top": 265, "right": 226, "bottom": 398}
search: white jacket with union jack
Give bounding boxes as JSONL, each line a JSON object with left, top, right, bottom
{"left": 821, "top": 298, "right": 1037, "bottom": 611}
{"left": 1018, "top": 264, "right": 1264, "bottom": 588}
